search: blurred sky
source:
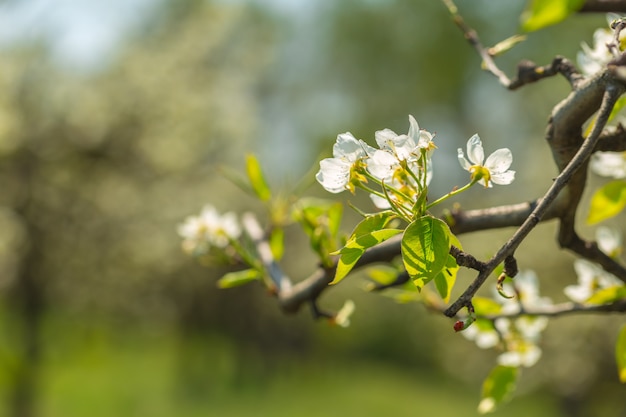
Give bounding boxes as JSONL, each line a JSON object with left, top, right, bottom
{"left": 0, "top": 0, "right": 320, "bottom": 73}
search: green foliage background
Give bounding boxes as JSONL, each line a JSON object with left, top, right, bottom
{"left": 0, "top": 0, "right": 624, "bottom": 416}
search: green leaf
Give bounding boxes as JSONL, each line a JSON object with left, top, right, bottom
{"left": 433, "top": 233, "right": 462, "bottom": 303}
{"left": 383, "top": 286, "right": 421, "bottom": 304}
{"left": 246, "top": 154, "right": 271, "bottom": 202}
{"left": 217, "top": 269, "right": 262, "bottom": 289}
{"left": 472, "top": 297, "right": 504, "bottom": 316}
{"left": 367, "top": 265, "right": 402, "bottom": 287}
{"left": 293, "top": 198, "right": 343, "bottom": 265}
{"left": 269, "top": 227, "right": 284, "bottom": 261}
{"left": 488, "top": 35, "right": 527, "bottom": 57}
{"left": 586, "top": 285, "right": 626, "bottom": 304}
{"left": 347, "top": 211, "right": 397, "bottom": 242}
{"left": 520, "top": 0, "right": 584, "bottom": 32}
{"left": 478, "top": 365, "right": 519, "bottom": 414}
{"left": 587, "top": 180, "right": 626, "bottom": 224}
{"left": 331, "top": 229, "right": 403, "bottom": 285}
{"left": 617, "top": 324, "right": 626, "bottom": 383}
{"left": 401, "top": 216, "right": 451, "bottom": 290}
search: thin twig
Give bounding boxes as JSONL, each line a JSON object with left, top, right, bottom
{"left": 441, "top": 0, "right": 512, "bottom": 87}
{"left": 476, "top": 299, "right": 626, "bottom": 320}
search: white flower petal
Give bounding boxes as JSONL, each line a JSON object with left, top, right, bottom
{"left": 590, "top": 152, "right": 626, "bottom": 179}
{"left": 564, "top": 284, "right": 591, "bottom": 303}
{"left": 457, "top": 148, "right": 472, "bottom": 171}
{"left": 374, "top": 128, "right": 399, "bottom": 149}
{"left": 485, "top": 148, "right": 513, "bottom": 174}
{"left": 367, "top": 149, "right": 398, "bottom": 180}
{"left": 490, "top": 171, "right": 515, "bottom": 185}
{"left": 334, "top": 132, "right": 366, "bottom": 161}
{"left": 370, "top": 193, "right": 391, "bottom": 209}
{"left": 407, "top": 115, "right": 420, "bottom": 142}
{"left": 596, "top": 226, "right": 622, "bottom": 256}
{"left": 466, "top": 134, "right": 484, "bottom": 165}
{"left": 316, "top": 158, "right": 351, "bottom": 193}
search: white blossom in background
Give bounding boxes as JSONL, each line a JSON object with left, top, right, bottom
{"left": 178, "top": 205, "right": 241, "bottom": 255}
{"left": 589, "top": 151, "right": 626, "bottom": 179}
{"left": 596, "top": 225, "right": 622, "bottom": 258}
{"left": 457, "top": 134, "right": 515, "bottom": 188}
{"left": 461, "top": 321, "right": 499, "bottom": 349}
{"left": 463, "top": 271, "right": 548, "bottom": 369}
{"left": 316, "top": 133, "right": 374, "bottom": 193}
{"left": 564, "top": 259, "right": 624, "bottom": 303}
{"left": 578, "top": 28, "right": 616, "bottom": 76}
{"left": 577, "top": 14, "right": 626, "bottom": 76}
{"left": 496, "top": 338, "right": 542, "bottom": 368}
{"left": 499, "top": 270, "right": 552, "bottom": 314}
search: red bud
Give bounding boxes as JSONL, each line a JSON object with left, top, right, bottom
{"left": 453, "top": 320, "right": 465, "bottom": 332}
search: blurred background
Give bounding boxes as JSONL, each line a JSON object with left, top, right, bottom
{"left": 0, "top": 0, "right": 624, "bottom": 416}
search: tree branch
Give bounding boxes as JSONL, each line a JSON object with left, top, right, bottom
{"left": 477, "top": 299, "right": 626, "bottom": 320}
{"left": 441, "top": 0, "right": 512, "bottom": 87}
{"left": 445, "top": 81, "right": 625, "bottom": 317}
{"left": 580, "top": 0, "right": 626, "bottom": 13}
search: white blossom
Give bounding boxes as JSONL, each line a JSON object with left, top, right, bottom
{"left": 367, "top": 115, "right": 434, "bottom": 183}
{"left": 178, "top": 205, "right": 241, "bottom": 254}
{"left": 316, "top": 133, "right": 374, "bottom": 193}
{"left": 497, "top": 343, "right": 542, "bottom": 368}
{"left": 457, "top": 134, "right": 515, "bottom": 187}
{"left": 461, "top": 321, "right": 499, "bottom": 349}
{"left": 499, "top": 270, "right": 552, "bottom": 313}
{"left": 578, "top": 27, "right": 616, "bottom": 76}
{"left": 463, "top": 270, "right": 549, "bottom": 369}
{"left": 589, "top": 151, "right": 626, "bottom": 179}
{"left": 564, "top": 259, "right": 624, "bottom": 303}
{"left": 596, "top": 225, "right": 622, "bottom": 258}
{"left": 578, "top": 15, "right": 626, "bottom": 76}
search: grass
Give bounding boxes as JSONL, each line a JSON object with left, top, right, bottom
{"left": 6, "top": 318, "right": 561, "bottom": 417}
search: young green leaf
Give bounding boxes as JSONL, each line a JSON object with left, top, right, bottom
{"left": 587, "top": 180, "right": 626, "bottom": 224}
{"left": 367, "top": 265, "right": 403, "bottom": 288}
{"left": 520, "top": 0, "right": 584, "bottom": 32}
{"left": 472, "top": 297, "right": 504, "bottom": 316}
{"left": 331, "top": 229, "right": 403, "bottom": 285}
{"left": 293, "top": 198, "right": 343, "bottom": 266}
{"left": 488, "top": 35, "right": 527, "bottom": 57}
{"left": 433, "top": 233, "right": 462, "bottom": 303}
{"left": 616, "top": 324, "right": 626, "bottom": 383}
{"left": 269, "top": 227, "right": 285, "bottom": 261}
{"left": 347, "top": 211, "right": 397, "bottom": 242}
{"left": 586, "top": 285, "right": 626, "bottom": 305}
{"left": 401, "top": 216, "right": 451, "bottom": 290}
{"left": 478, "top": 365, "right": 519, "bottom": 414}
{"left": 246, "top": 154, "right": 271, "bottom": 202}
{"left": 217, "top": 269, "right": 262, "bottom": 289}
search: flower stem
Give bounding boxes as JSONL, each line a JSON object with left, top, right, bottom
{"left": 426, "top": 180, "right": 477, "bottom": 209}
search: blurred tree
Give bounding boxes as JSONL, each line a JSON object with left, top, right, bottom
{"left": 0, "top": 1, "right": 283, "bottom": 415}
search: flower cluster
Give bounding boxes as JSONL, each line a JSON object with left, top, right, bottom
{"left": 316, "top": 115, "right": 434, "bottom": 214}
{"left": 177, "top": 204, "right": 241, "bottom": 255}
{"left": 316, "top": 115, "right": 514, "bottom": 218}
{"left": 462, "top": 271, "right": 550, "bottom": 368}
